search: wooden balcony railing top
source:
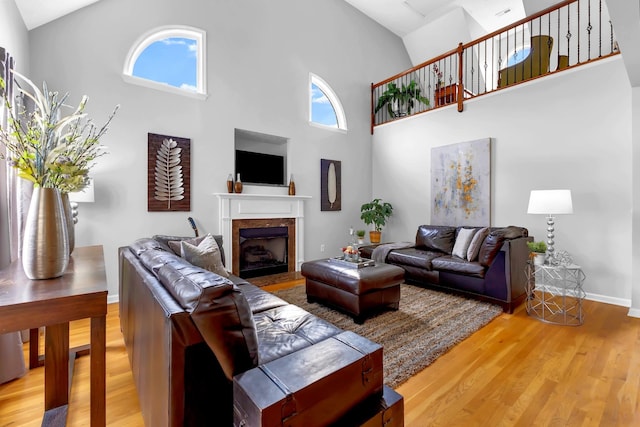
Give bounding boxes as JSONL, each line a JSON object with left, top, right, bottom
{"left": 371, "top": 0, "right": 620, "bottom": 132}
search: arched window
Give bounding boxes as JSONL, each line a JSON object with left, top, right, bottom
{"left": 309, "top": 73, "right": 347, "bottom": 131}
{"left": 506, "top": 45, "right": 531, "bottom": 67}
{"left": 123, "top": 25, "right": 207, "bottom": 99}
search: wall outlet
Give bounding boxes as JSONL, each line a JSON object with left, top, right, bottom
{"left": 320, "top": 244, "right": 325, "bottom": 252}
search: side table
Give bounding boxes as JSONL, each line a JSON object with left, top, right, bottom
{"left": 0, "top": 245, "right": 107, "bottom": 426}
{"left": 525, "top": 262, "right": 586, "bottom": 325}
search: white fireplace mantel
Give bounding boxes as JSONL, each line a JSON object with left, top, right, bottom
{"left": 214, "top": 193, "right": 311, "bottom": 272}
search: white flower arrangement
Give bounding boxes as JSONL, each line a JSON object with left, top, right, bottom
{"left": 0, "top": 71, "right": 119, "bottom": 192}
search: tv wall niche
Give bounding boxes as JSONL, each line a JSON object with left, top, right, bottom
{"left": 234, "top": 128, "right": 288, "bottom": 186}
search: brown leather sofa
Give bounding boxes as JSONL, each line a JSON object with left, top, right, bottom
{"left": 119, "top": 235, "right": 394, "bottom": 426}
{"left": 359, "top": 225, "right": 531, "bottom": 313}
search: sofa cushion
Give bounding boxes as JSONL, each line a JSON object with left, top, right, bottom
{"left": 238, "top": 283, "right": 289, "bottom": 314}
{"left": 138, "top": 248, "right": 259, "bottom": 380}
{"left": 252, "top": 304, "right": 342, "bottom": 364}
{"left": 386, "top": 247, "right": 444, "bottom": 271}
{"left": 129, "top": 237, "right": 169, "bottom": 257}
{"left": 477, "top": 232, "right": 506, "bottom": 267}
{"left": 491, "top": 225, "right": 528, "bottom": 239}
{"left": 178, "top": 234, "right": 230, "bottom": 278}
{"left": 431, "top": 255, "right": 486, "bottom": 278}
{"left": 167, "top": 234, "right": 207, "bottom": 254}
{"left": 415, "top": 225, "right": 456, "bottom": 254}
{"left": 467, "top": 227, "right": 489, "bottom": 261}
{"left": 154, "top": 234, "right": 226, "bottom": 266}
{"left": 452, "top": 228, "right": 477, "bottom": 259}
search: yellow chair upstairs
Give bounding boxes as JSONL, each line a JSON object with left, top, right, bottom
{"left": 498, "top": 35, "right": 553, "bottom": 88}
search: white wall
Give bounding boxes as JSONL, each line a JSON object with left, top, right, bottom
{"left": 0, "top": 0, "right": 29, "bottom": 268}
{"left": 0, "top": 0, "right": 29, "bottom": 74}
{"left": 26, "top": 0, "right": 411, "bottom": 301}
{"left": 403, "top": 7, "right": 471, "bottom": 65}
{"left": 631, "top": 86, "right": 640, "bottom": 316}
{"left": 372, "top": 56, "right": 633, "bottom": 305}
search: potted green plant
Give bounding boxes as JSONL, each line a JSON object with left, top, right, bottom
{"left": 374, "top": 80, "right": 430, "bottom": 118}
{"left": 356, "top": 229, "right": 366, "bottom": 244}
{"left": 360, "top": 198, "right": 393, "bottom": 243}
{"left": 527, "top": 241, "right": 547, "bottom": 266}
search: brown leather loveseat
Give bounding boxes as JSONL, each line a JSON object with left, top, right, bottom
{"left": 119, "top": 235, "right": 395, "bottom": 426}
{"left": 360, "top": 225, "right": 531, "bottom": 313}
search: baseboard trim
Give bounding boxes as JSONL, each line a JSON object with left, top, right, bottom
{"left": 627, "top": 307, "right": 640, "bottom": 318}
{"left": 584, "top": 292, "right": 630, "bottom": 308}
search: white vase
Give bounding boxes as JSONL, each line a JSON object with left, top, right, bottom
{"left": 21, "top": 187, "right": 70, "bottom": 279}
{"left": 533, "top": 252, "right": 546, "bottom": 266}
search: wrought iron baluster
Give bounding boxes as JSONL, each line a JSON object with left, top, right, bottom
{"left": 587, "top": 0, "right": 592, "bottom": 61}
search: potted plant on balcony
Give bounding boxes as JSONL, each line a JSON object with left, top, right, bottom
{"left": 360, "top": 198, "right": 393, "bottom": 244}
{"left": 527, "top": 241, "right": 547, "bottom": 266}
{"left": 374, "top": 80, "right": 429, "bottom": 118}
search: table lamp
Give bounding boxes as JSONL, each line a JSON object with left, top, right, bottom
{"left": 527, "top": 189, "right": 573, "bottom": 259}
{"left": 69, "top": 179, "right": 95, "bottom": 224}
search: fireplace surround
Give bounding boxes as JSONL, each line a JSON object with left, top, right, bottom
{"left": 215, "top": 193, "right": 310, "bottom": 277}
{"left": 233, "top": 218, "right": 294, "bottom": 278}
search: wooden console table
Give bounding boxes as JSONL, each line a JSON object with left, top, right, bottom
{"left": 0, "top": 245, "right": 107, "bottom": 426}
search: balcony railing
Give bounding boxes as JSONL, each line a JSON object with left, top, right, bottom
{"left": 371, "top": 0, "right": 620, "bottom": 132}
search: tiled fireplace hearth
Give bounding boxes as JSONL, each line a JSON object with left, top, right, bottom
{"left": 215, "top": 193, "right": 310, "bottom": 277}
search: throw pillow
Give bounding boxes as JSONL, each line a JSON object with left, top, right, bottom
{"left": 180, "top": 234, "right": 230, "bottom": 278}
{"left": 477, "top": 232, "right": 506, "bottom": 267}
{"left": 168, "top": 234, "right": 207, "bottom": 255}
{"left": 451, "top": 228, "right": 477, "bottom": 259}
{"left": 467, "top": 227, "right": 489, "bottom": 261}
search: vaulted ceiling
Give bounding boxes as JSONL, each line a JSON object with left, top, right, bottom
{"left": 344, "top": 0, "right": 526, "bottom": 37}
{"left": 14, "top": 0, "right": 100, "bottom": 30}
{"left": 16, "top": 0, "right": 524, "bottom": 35}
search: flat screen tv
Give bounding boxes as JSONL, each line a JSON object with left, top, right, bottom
{"left": 235, "top": 150, "right": 285, "bottom": 186}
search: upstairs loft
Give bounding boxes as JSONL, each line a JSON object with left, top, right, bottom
{"left": 371, "top": 0, "right": 620, "bottom": 132}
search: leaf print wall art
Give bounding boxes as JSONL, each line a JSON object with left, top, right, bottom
{"left": 320, "top": 159, "right": 341, "bottom": 211}
{"left": 148, "top": 133, "right": 191, "bottom": 212}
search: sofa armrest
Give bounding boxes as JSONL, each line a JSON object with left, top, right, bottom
{"left": 483, "top": 237, "right": 532, "bottom": 312}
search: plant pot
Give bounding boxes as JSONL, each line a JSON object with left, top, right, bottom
{"left": 533, "top": 252, "right": 546, "bottom": 266}
{"left": 22, "top": 187, "right": 70, "bottom": 279}
{"left": 357, "top": 238, "right": 364, "bottom": 245}
{"left": 369, "top": 231, "right": 382, "bottom": 244}
{"left": 392, "top": 100, "right": 407, "bottom": 118}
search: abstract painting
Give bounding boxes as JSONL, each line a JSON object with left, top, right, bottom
{"left": 431, "top": 138, "right": 490, "bottom": 226}
{"left": 148, "top": 133, "right": 191, "bottom": 212}
{"left": 320, "top": 159, "right": 341, "bottom": 211}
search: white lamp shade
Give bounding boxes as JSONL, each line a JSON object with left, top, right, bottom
{"left": 527, "top": 189, "right": 573, "bottom": 214}
{"left": 68, "top": 179, "right": 95, "bottom": 203}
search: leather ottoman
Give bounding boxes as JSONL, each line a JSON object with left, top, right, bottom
{"left": 301, "top": 259, "right": 404, "bottom": 324}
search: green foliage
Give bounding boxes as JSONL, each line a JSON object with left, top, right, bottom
{"left": 360, "top": 198, "right": 393, "bottom": 232}
{"left": 374, "top": 80, "right": 430, "bottom": 117}
{"left": 356, "top": 229, "right": 366, "bottom": 238}
{"left": 0, "top": 71, "right": 119, "bottom": 192}
{"left": 527, "top": 241, "right": 547, "bottom": 253}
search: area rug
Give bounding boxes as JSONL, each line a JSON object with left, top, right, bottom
{"left": 272, "top": 284, "right": 503, "bottom": 388}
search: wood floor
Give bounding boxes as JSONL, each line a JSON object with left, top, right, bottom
{"left": 1, "top": 279, "right": 639, "bottom": 426}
